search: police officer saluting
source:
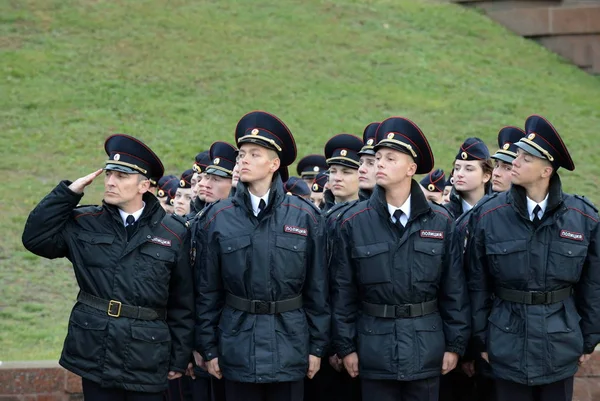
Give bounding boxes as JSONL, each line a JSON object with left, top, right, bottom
{"left": 193, "top": 111, "right": 330, "bottom": 401}
{"left": 330, "top": 117, "right": 470, "bottom": 401}
{"left": 22, "top": 134, "right": 194, "bottom": 400}
{"left": 466, "top": 115, "right": 600, "bottom": 401}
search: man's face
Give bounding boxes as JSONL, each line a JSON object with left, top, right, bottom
{"left": 195, "top": 172, "right": 207, "bottom": 201}
{"left": 310, "top": 191, "right": 324, "bottom": 208}
{"left": 190, "top": 173, "right": 199, "bottom": 200}
{"left": 104, "top": 170, "right": 149, "bottom": 209}
{"left": 201, "top": 173, "right": 232, "bottom": 203}
{"left": 173, "top": 188, "right": 192, "bottom": 216}
{"left": 328, "top": 165, "right": 359, "bottom": 200}
{"left": 442, "top": 186, "right": 452, "bottom": 204}
{"left": 375, "top": 148, "right": 416, "bottom": 189}
{"left": 492, "top": 160, "right": 513, "bottom": 193}
{"left": 511, "top": 149, "right": 552, "bottom": 186}
{"left": 358, "top": 155, "right": 377, "bottom": 190}
{"left": 231, "top": 162, "right": 241, "bottom": 189}
{"left": 238, "top": 144, "right": 279, "bottom": 184}
{"left": 420, "top": 185, "right": 443, "bottom": 204}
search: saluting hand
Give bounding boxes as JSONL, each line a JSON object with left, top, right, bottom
{"left": 68, "top": 169, "right": 103, "bottom": 194}
{"left": 207, "top": 357, "right": 222, "bottom": 379}
{"left": 441, "top": 352, "right": 459, "bottom": 375}
{"left": 343, "top": 352, "right": 359, "bottom": 378}
{"left": 307, "top": 355, "right": 321, "bottom": 379}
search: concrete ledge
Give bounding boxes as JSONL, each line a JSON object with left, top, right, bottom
{"left": 0, "top": 361, "right": 82, "bottom": 401}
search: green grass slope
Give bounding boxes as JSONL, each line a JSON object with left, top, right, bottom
{"left": 1, "top": 0, "right": 599, "bottom": 360}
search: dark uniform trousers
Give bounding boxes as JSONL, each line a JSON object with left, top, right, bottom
{"left": 304, "top": 360, "right": 361, "bottom": 401}
{"left": 163, "top": 376, "right": 225, "bottom": 401}
{"left": 439, "top": 366, "right": 496, "bottom": 401}
{"left": 361, "top": 377, "right": 440, "bottom": 401}
{"left": 83, "top": 378, "right": 163, "bottom": 401}
{"left": 224, "top": 379, "right": 304, "bottom": 401}
{"left": 494, "top": 377, "right": 574, "bottom": 401}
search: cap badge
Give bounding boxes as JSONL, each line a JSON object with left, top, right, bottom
{"left": 158, "top": 189, "right": 165, "bottom": 197}
{"left": 450, "top": 177, "right": 455, "bottom": 184}
{"left": 251, "top": 128, "right": 259, "bottom": 135}
{"left": 313, "top": 166, "right": 320, "bottom": 172}
{"left": 367, "top": 139, "right": 374, "bottom": 146}
{"left": 193, "top": 164, "right": 200, "bottom": 172}
{"left": 340, "top": 149, "right": 347, "bottom": 156}
{"left": 180, "top": 179, "right": 186, "bottom": 187}
{"left": 312, "top": 183, "right": 319, "bottom": 191}
{"left": 427, "top": 183, "right": 435, "bottom": 192}
{"left": 113, "top": 153, "right": 120, "bottom": 161}
{"left": 461, "top": 151, "right": 468, "bottom": 160}
{"left": 387, "top": 133, "right": 394, "bottom": 140}
{"left": 214, "top": 158, "right": 220, "bottom": 165}
{"left": 528, "top": 133, "right": 536, "bottom": 140}
{"left": 169, "top": 199, "right": 175, "bottom": 206}
{"left": 503, "top": 143, "right": 510, "bottom": 150}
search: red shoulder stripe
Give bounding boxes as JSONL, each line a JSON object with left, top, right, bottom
{"left": 161, "top": 222, "right": 182, "bottom": 243}
{"left": 204, "top": 204, "right": 236, "bottom": 229}
{"left": 281, "top": 203, "right": 318, "bottom": 223}
{"left": 341, "top": 207, "right": 372, "bottom": 227}
{"left": 568, "top": 207, "right": 599, "bottom": 223}
{"left": 477, "top": 204, "right": 510, "bottom": 222}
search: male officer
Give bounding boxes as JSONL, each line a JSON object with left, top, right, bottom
{"left": 419, "top": 169, "right": 446, "bottom": 204}
{"left": 466, "top": 115, "right": 600, "bottom": 401}
{"left": 22, "top": 134, "right": 194, "bottom": 400}
{"left": 490, "top": 127, "right": 525, "bottom": 193}
{"left": 330, "top": 117, "right": 470, "bottom": 401}
{"left": 199, "top": 141, "right": 238, "bottom": 204}
{"left": 193, "top": 111, "right": 329, "bottom": 401}
{"left": 284, "top": 176, "right": 312, "bottom": 200}
{"left": 297, "top": 154, "right": 328, "bottom": 187}
{"left": 358, "top": 122, "right": 379, "bottom": 201}
{"left": 321, "top": 134, "right": 363, "bottom": 212}
{"left": 310, "top": 172, "right": 328, "bottom": 208}
{"left": 174, "top": 169, "right": 194, "bottom": 217}
{"left": 190, "top": 151, "right": 211, "bottom": 215}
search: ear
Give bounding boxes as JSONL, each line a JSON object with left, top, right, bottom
{"left": 541, "top": 165, "right": 554, "bottom": 179}
{"left": 138, "top": 179, "right": 151, "bottom": 194}
{"left": 482, "top": 170, "right": 492, "bottom": 184}
{"left": 270, "top": 157, "right": 281, "bottom": 173}
{"left": 406, "top": 162, "right": 418, "bottom": 177}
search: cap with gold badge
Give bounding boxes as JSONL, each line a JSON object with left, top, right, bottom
{"left": 296, "top": 155, "right": 328, "bottom": 180}
{"left": 374, "top": 117, "right": 434, "bottom": 174}
{"left": 455, "top": 137, "right": 490, "bottom": 162}
{"left": 206, "top": 141, "right": 238, "bottom": 178}
{"left": 358, "top": 122, "right": 380, "bottom": 157}
{"left": 514, "top": 115, "right": 574, "bottom": 171}
{"left": 156, "top": 175, "right": 178, "bottom": 198}
{"left": 193, "top": 151, "right": 211, "bottom": 174}
{"left": 420, "top": 169, "right": 446, "bottom": 193}
{"left": 104, "top": 134, "right": 164, "bottom": 184}
{"left": 311, "top": 172, "right": 328, "bottom": 193}
{"left": 324, "top": 134, "right": 364, "bottom": 169}
{"left": 179, "top": 169, "right": 195, "bottom": 189}
{"left": 492, "top": 126, "right": 525, "bottom": 164}
{"left": 284, "top": 177, "right": 311, "bottom": 197}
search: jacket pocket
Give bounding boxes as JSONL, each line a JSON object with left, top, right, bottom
{"left": 412, "top": 241, "right": 444, "bottom": 283}
{"left": 218, "top": 309, "right": 254, "bottom": 369}
{"left": 485, "top": 239, "right": 528, "bottom": 282}
{"left": 219, "top": 236, "right": 252, "bottom": 282}
{"left": 352, "top": 243, "right": 391, "bottom": 285}
{"left": 65, "top": 309, "right": 109, "bottom": 370}
{"left": 125, "top": 324, "right": 170, "bottom": 378}
{"left": 547, "top": 241, "right": 587, "bottom": 283}
{"left": 275, "top": 311, "right": 309, "bottom": 370}
{"left": 273, "top": 235, "right": 307, "bottom": 281}
{"left": 547, "top": 302, "right": 583, "bottom": 371}
{"left": 76, "top": 231, "right": 117, "bottom": 268}
{"left": 138, "top": 244, "right": 175, "bottom": 283}
{"left": 357, "top": 315, "right": 395, "bottom": 373}
{"left": 487, "top": 307, "right": 524, "bottom": 372}
{"left": 414, "top": 314, "right": 445, "bottom": 371}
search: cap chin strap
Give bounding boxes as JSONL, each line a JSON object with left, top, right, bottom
{"left": 105, "top": 160, "right": 148, "bottom": 175}
{"left": 520, "top": 138, "right": 554, "bottom": 162}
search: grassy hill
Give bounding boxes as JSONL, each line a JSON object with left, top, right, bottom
{"left": 1, "top": 0, "right": 599, "bottom": 361}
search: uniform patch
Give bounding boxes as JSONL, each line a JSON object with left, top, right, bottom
{"left": 420, "top": 230, "right": 444, "bottom": 240}
{"left": 284, "top": 225, "right": 308, "bottom": 237}
{"left": 560, "top": 230, "right": 584, "bottom": 241}
{"left": 148, "top": 236, "right": 172, "bottom": 247}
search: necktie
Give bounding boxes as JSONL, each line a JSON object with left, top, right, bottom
{"left": 393, "top": 209, "right": 405, "bottom": 235}
{"left": 126, "top": 215, "right": 136, "bottom": 240}
{"left": 257, "top": 199, "right": 267, "bottom": 217}
{"left": 532, "top": 205, "right": 542, "bottom": 227}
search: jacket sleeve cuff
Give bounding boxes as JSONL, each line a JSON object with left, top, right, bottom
{"left": 445, "top": 344, "right": 466, "bottom": 357}
{"left": 309, "top": 344, "right": 325, "bottom": 358}
{"left": 336, "top": 346, "right": 356, "bottom": 359}
{"left": 583, "top": 343, "right": 596, "bottom": 355}
{"left": 169, "top": 365, "right": 187, "bottom": 374}
{"left": 202, "top": 347, "right": 219, "bottom": 361}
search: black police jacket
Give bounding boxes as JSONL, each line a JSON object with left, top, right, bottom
{"left": 192, "top": 174, "right": 330, "bottom": 383}
{"left": 330, "top": 181, "right": 470, "bottom": 381}
{"left": 466, "top": 174, "right": 600, "bottom": 385}
{"left": 21, "top": 181, "right": 194, "bottom": 392}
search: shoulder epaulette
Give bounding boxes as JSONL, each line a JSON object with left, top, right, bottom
{"left": 327, "top": 200, "right": 360, "bottom": 222}
{"left": 293, "top": 195, "right": 322, "bottom": 214}
{"left": 574, "top": 195, "right": 599, "bottom": 213}
{"left": 170, "top": 213, "right": 190, "bottom": 229}
{"left": 195, "top": 200, "right": 222, "bottom": 220}
{"left": 471, "top": 192, "right": 498, "bottom": 212}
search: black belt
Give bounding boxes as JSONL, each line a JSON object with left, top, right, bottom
{"left": 226, "top": 293, "right": 303, "bottom": 314}
{"left": 362, "top": 299, "right": 438, "bottom": 319}
{"left": 77, "top": 291, "right": 166, "bottom": 320}
{"left": 495, "top": 287, "right": 573, "bottom": 305}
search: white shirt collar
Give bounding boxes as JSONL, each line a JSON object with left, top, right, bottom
{"left": 387, "top": 195, "right": 411, "bottom": 226}
{"left": 527, "top": 193, "right": 549, "bottom": 220}
{"left": 249, "top": 189, "right": 270, "bottom": 217}
{"left": 119, "top": 202, "right": 145, "bottom": 226}
{"left": 461, "top": 198, "right": 474, "bottom": 213}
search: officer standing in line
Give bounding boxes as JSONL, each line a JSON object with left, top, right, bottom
{"left": 157, "top": 175, "right": 179, "bottom": 213}
{"left": 297, "top": 154, "right": 329, "bottom": 187}
{"left": 198, "top": 141, "right": 238, "bottom": 204}
{"left": 419, "top": 169, "right": 446, "bottom": 204}
{"left": 284, "top": 176, "right": 312, "bottom": 200}
{"left": 357, "top": 122, "right": 379, "bottom": 201}
{"left": 465, "top": 115, "right": 600, "bottom": 401}
{"left": 193, "top": 111, "right": 330, "bottom": 401}
{"left": 190, "top": 151, "right": 211, "bottom": 215}
{"left": 330, "top": 117, "right": 470, "bottom": 401}
{"left": 22, "top": 134, "right": 194, "bottom": 401}
{"left": 174, "top": 169, "right": 195, "bottom": 217}
{"left": 309, "top": 172, "right": 328, "bottom": 208}
{"left": 490, "top": 127, "right": 525, "bottom": 194}
{"left": 320, "top": 134, "right": 363, "bottom": 212}
{"left": 442, "top": 171, "right": 453, "bottom": 205}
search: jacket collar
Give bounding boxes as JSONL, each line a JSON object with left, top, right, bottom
{"left": 370, "top": 179, "right": 431, "bottom": 222}
{"left": 359, "top": 188, "right": 373, "bottom": 201}
{"left": 233, "top": 172, "right": 286, "bottom": 217}
{"left": 508, "top": 173, "right": 564, "bottom": 220}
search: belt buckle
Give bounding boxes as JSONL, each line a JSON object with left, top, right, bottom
{"left": 395, "top": 304, "right": 410, "bottom": 318}
{"left": 251, "top": 300, "right": 270, "bottom": 314}
{"left": 530, "top": 291, "right": 546, "bottom": 305}
{"left": 108, "top": 300, "right": 122, "bottom": 317}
